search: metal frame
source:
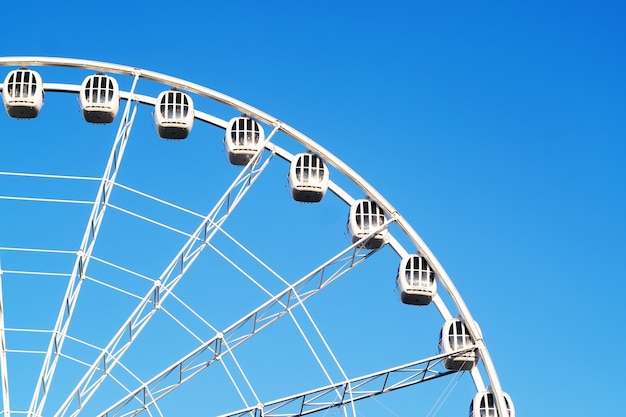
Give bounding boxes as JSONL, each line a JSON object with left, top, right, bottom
{"left": 0, "top": 57, "right": 508, "bottom": 417}
{"left": 222, "top": 348, "right": 475, "bottom": 417}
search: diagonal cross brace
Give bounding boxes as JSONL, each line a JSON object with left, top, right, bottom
{"left": 224, "top": 348, "right": 474, "bottom": 417}
{"left": 28, "top": 75, "right": 141, "bottom": 417}
{"left": 55, "top": 147, "right": 276, "bottom": 417}
{"left": 96, "top": 231, "right": 385, "bottom": 417}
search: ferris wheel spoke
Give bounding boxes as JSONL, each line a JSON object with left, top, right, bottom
{"left": 54, "top": 150, "right": 276, "bottom": 417}
{"left": 221, "top": 348, "right": 474, "bottom": 417}
{"left": 0, "top": 267, "right": 10, "bottom": 417}
{"left": 27, "top": 76, "right": 141, "bottom": 417}
{"left": 95, "top": 235, "right": 382, "bottom": 417}
{"left": 205, "top": 228, "right": 354, "bottom": 414}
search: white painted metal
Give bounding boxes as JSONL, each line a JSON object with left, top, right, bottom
{"left": 0, "top": 56, "right": 510, "bottom": 417}
{"left": 439, "top": 318, "right": 479, "bottom": 371}
{"left": 347, "top": 198, "right": 388, "bottom": 249}
{"left": 79, "top": 73, "right": 120, "bottom": 123}
{"left": 470, "top": 389, "right": 515, "bottom": 417}
{"left": 0, "top": 265, "right": 10, "bottom": 417}
{"left": 56, "top": 133, "right": 277, "bottom": 417}
{"left": 221, "top": 348, "right": 473, "bottom": 417}
{"left": 2, "top": 68, "right": 44, "bottom": 118}
{"left": 97, "top": 235, "right": 382, "bottom": 417}
{"left": 396, "top": 254, "right": 437, "bottom": 306}
{"left": 224, "top": 116, "right": 265, "bottom": 165}
{"left": 154, "top": 89, "right": 194, "bottom": 139}
{"left": 27, "top": 73, "right": 141, "bottom": 417}
{"left": 198, "top": 217, "right": 355, "bottom": 417}
{"left": 288, "top": 153, "right": 329, "bottom": 202}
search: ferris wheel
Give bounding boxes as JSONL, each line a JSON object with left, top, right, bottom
{"left": 0, "top": 57, "right": 514, "bottom": 417}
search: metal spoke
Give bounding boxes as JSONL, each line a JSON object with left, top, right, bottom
{"left": 0, "top": 265, "right": 10, "bottom": 417}
{"left": 55, "top": 148, "right": 276, "bottom": 417}
{"left": 97, "top": 234, "right": 382, "bottom": 417}
{"left": 27, "top": 74, "right": 141, "bottom": 417}
{"left": 221, "top": 348, "right": 475, "bottom": 417}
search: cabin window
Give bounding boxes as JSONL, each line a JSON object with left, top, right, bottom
{"left": 7, "top": 70, "right": 38, "bottom": 99}
{"left": 84, "top": 79, "right": 91, "bottom": 101}
{"left": 354, "top": 200, "right": 385, "bottom": 231}
{"left": 295, "top": 154, "right": 325, "bottom": 183}
{"left": 98, "top": 77, "right": 106, "bottom": 102}
{"left": 84, "top": 75, "right": 115, "bottom": 104}
{"left": 230, "top": 118, "right": 261, "bottom": 146}
{"left": 449, "top": 320, "right": 472, "bottom": 350}
{"left": 479, "top": 393, "right": 511, "bottom": 417}
{"left": 470, "top": 391, "right": 514, "bottom": 417}
{"left": 160, "top": 91, "right": 190, "bottom": 119}
{"left": 6, "top": 74, "right": 13, "bottom": 96}
{"left": 107, "top": 78, "right": 115, "bottom": 101}
{"left": 404, "top": 256, "right": 434, "bottom": 286}
{"left": 480, "top": 393, "right": 496, "bottom": 417}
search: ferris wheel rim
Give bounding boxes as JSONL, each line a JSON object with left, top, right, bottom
{"left": 0, "top": 56, "right": 509, "bottom": 417}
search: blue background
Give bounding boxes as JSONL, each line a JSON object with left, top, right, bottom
{"left": 0, "top": 1, "right": 624, "bottom": 416}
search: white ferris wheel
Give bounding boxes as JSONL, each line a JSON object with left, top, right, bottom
{"left": 0, "top": 57, "right": 514, "bottom": 417}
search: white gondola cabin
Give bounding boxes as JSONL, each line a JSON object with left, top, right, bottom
{"left": 224, "top": 116, "right": 265, "bottom": 165}
{"left": 396, "top": 254, "right": 437, "bottom": 306}
{"left": 470, "top": 390, "right": 515, "bottom": 417}
{"left": 154, "top": 89, "right": 194, "bottom": 139}
{"left": 438, "top": 318, "right": 478, "bottom": 371}
{"left": 347, "top": 199, "right": 388, "bottom": 249}
{"left": 2, "top": 68, "right": 44, "bottom": 119}
{"left": 79, "top": 73, "right": 120, "bottom": 124}
{"left": 288, "top": 153, "right": 329, "bottom": 202}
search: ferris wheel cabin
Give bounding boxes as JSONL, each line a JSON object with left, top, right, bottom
{"left": 470, "top": 390, "right": 515, "bottom": 417}
{"left": 396, "top": 254, "right": 437, "bottom": 306}
{"left": 79, "top": 73, "right": 120, "bottom": 124}
{"left": 2, "top": 68, "right": 44, "bottom": 119}
{"left": 288, "top": 153, "right": 330, "bottom": 202}
{"left": 224, "top": 116, "right": 265, "bottom": 165}
{"left": 438, "top": 318, "right": 478, "bottom": 371}
{"left": 347, "top": 199, "right": 388, "bottom": 249}
{"left": 154, "top": 89, "right": 194, "bottom": 139}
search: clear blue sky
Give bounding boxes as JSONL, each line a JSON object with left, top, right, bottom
{"left": 0, "top": 1, "right": 624, "bottom": 416}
